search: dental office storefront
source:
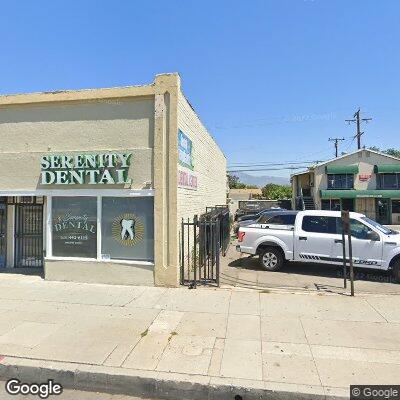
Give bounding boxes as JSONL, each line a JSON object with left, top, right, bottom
{"left": 0, "top": 74, "right": 227, "bottom": 287}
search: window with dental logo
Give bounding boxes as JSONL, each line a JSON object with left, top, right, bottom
{"left": 101, "top": 197, "right": 154, "bottom": 262}
{"left": 52, "top": 197, "right": 97, "bottom": 258}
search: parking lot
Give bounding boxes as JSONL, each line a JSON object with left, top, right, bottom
{"left": 221, "top": 239, "right": 400, "bottom": 295}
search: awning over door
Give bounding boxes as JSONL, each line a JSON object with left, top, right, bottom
{"left": 320, "top": 189, "right": 400, "bottom": 199}
{"left": 374, "top": 164, "right": 400, "bottom": 173}
{"left": 325, "top": 165, "right": 359, "bottom": 174}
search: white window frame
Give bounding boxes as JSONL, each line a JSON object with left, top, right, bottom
{"left": 44, "top": 189, "right": 155, "bottom": 266}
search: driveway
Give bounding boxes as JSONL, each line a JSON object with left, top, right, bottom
{"left": 221, "top": 241, "right": 400, "bottom": 295}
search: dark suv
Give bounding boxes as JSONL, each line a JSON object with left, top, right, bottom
{"left": 233, "top": 210, "right": 298, "bottom": 235}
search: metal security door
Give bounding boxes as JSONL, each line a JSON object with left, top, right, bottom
{"left": 375, "top": 199, "right": 390, "bottom": 225}
{"left": 15, "top": 204, "right": 44, "bottom": 267}
{"left": 0, "top": 205, "right": 7, "bottom": 267}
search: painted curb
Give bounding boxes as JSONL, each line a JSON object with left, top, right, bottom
{"left": 0, "top": 357, "right": 347, "bottom": 400}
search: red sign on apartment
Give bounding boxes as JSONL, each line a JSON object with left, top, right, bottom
{"left": 359, "top": 174, "right": 372, "bottom": 182}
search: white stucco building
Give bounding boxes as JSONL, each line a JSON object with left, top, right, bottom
{"left": 292, "top": 149, "right": 400, "bottom": 225}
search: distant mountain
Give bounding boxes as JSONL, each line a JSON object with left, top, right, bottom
{"left": 234, "top": 172, "right": 290, "bottom": 187}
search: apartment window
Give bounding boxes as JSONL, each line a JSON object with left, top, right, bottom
{"left": 377, "top": 174, "right": 400, "bottom": 189}
{"left": 327, "top": 174, "right": 354, "bottom": 190}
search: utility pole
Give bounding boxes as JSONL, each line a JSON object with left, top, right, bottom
{"left": 329, "top": 137, "right": 345, "bottom": 158}
{"left": 345, "top": 108, "right": 372, "bottom": 150}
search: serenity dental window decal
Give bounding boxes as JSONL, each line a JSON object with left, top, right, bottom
{"left": 51, "top": 197, "right": 97, "bottom": 258}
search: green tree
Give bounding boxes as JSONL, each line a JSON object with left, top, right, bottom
{"left": 261, "top": 183, "right": 292, "bottom": 200}
{"left": 369, "top": 147, "right": 400, "bottom": 158}
{"left": 385, "top": 148, "right": 400, "bottom": 158}
{"left": 228, "top": 174, "right": 240, "bottom": 189}
{"left": 228, "top": 174, "right": 259, "bottom": 189}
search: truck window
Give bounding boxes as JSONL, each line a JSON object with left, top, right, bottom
{"left": 349, "top": 219, "right": 371, "bottom": 239}
{"left": 302, "top": 216, "right": 338, "bottom": 234}
{"left": 336, "top": 218, "right": 374, "bottom": 239}
{"left": 266, "top": 215, "right": 284, "bottom": 224}
{"left": 279, "top": 214, "right": 296, "bottom": 225}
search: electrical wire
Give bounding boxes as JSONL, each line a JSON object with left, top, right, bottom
{"left": 228, "top": 166, "right": 310, "bottom": 173}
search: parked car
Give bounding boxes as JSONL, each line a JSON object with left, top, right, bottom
{"left": 235, "top": 206, "right": 284, "bottom": 222}
{"left": 236, "top": 210, "right": 400, "bottom": 282}
{"left": 233, "top": 210, "right": 296, "bottom": 235}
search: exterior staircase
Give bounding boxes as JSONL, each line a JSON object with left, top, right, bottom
{"left": 302, "top": 197, "right": 316, "bottom": 210}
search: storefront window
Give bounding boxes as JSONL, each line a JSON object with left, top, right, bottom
{"left": 101, "top": 197, "right": 154, "bottom": 262}
{"left": 392, "top": 200, "right": 400, "bottom": 214}
{"left": 52, "top": 197, "right": 97, "bottom": 258}
{"left": 321, "top": 199, "right": 341, "bottom": 210}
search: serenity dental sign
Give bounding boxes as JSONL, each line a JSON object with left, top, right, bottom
{"left": 40, "top": 153, "right": 132, "bottom": 185}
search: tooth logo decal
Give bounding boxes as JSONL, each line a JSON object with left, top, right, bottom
{"left": 112, "top": 213, "right": 144, "bottom": 246}
{"left": 121, "top": 219, "right": 135, "bottom": 240}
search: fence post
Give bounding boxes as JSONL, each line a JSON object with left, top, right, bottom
{"left": 193, "top": 215, "right": 198, "bottom": 288}
{"left": 187, "top": 218, "right": 190, "bottom": 282}
{"left": 348, "top": 228, "right": 355, "bottom": 297}
{"left": 216, "top": 218, "right": 220, "bottom": 287}
{"left": 341, "top": 212, "right": 347, "bottom": 289}
{"left": 180, "top": 218, "right": 184, "bottom": 285}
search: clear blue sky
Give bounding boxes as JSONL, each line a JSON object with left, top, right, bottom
{"left": 1, "top": 0, "right": 399, "bottom": 177}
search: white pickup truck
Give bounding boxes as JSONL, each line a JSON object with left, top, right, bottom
{"left": 236, "top": 210, "right": 400, "bottom": 282}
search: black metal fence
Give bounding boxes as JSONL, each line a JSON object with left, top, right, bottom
{"left": 180, "top": 205, "right": 230, "bottom": 287}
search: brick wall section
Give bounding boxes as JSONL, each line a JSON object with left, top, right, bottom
{"left": 177, "top": 92, "right": 227, "bottom": 222}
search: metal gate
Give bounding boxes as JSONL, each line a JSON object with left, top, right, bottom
{"left": 180, "top": 205, "right": 230, "bottom": 287}
{"left": 15, "top": 204, "right": 44, "bottom": 268}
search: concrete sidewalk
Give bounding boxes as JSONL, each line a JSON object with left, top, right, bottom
{"left": 0, "top": 275, "right": 399, "bottom": 399}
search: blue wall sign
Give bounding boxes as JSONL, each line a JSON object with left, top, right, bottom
{"left": 178, "top": 130, "right": 194, "bottom": 170}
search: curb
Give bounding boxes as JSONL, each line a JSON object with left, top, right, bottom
{"left": 0, "top": 356, "right": 347, "bottom": 400}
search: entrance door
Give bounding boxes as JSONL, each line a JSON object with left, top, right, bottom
{"left": 375, "top": 199, "right": 390, "bottom": 225}
{"left": 14, "top": 204, "right": 44, "bottom": 267}
{"left": 0, "top": 205, "right": 7, "bottom": 267}
{"left": 341, "top": 198, "right": 355, "bottom": 212}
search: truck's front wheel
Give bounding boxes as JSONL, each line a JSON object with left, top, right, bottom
{"left": 392, "top": 259, "right": 400, "bottom": 283}
{"left": 259, "top": 247, "right": 284, "bottom": 271}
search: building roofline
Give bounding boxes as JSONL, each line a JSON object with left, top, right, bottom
{"left": 296, "top": 148, "right": 400, "bottom": 173}
{"left": 290, "top": 170, "right": 311, "bottom": 177}
{"left": 0, "top": 73, "right": 181, "bottom": 107}
{"left": 0, "top": 84, "right": 155, "bottom": 107}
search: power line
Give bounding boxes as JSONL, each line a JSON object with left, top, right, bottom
{"left": 228, "top": 166, "right": 310, "bottom": 173}
{"left": 341, "top": 136, "right": 356, "bottom": 155}
{"left": 227, "top": 160, "right": 321, "bottom": 167}
{"left": 345, "top": 108, "right": 372, "bottom": 150}
{"left": 328, "top": 137, "right": 345, "bottom": 158}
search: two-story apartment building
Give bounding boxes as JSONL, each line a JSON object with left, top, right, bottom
{"left": 292, "top": 149, "right": 400, "bottom": 225}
